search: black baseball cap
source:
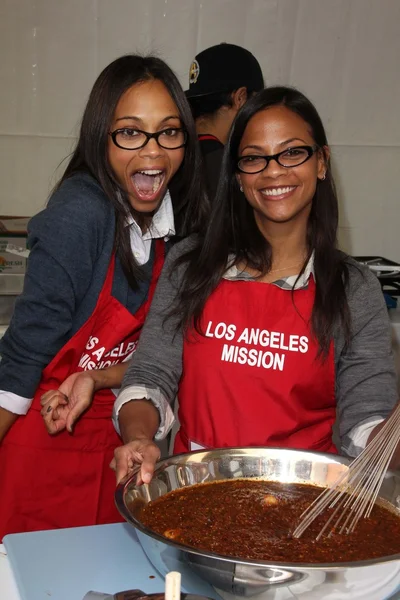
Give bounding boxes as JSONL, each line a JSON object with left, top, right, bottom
{"left": 185, "top": 43, "right": 264, "bottom": 99}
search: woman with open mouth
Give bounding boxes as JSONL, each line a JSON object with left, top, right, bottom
{"left": 0, "top": 54, "right": 206, "bottom": 538}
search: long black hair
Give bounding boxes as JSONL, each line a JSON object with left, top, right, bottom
{"left": 56, "top": 54, "right": 207, "bottom": 289}
{"left": 173, "top": 86, "right": 351, "bottom": 355}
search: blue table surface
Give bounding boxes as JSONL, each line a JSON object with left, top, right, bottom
{"left": 3, "top": 523, "right": 219, "bottom": 600}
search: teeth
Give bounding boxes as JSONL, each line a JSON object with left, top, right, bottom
{"left": 153, "top": 175, "right": 162, "bottom": 193}
{"left": 139, "top": 169, "right": 163, "bottom": 175}
{"left": 262, "top": 186, "right": 295, "bottom": 196}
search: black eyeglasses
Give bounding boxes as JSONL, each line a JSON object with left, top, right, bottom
{"left": 109, "top": 127, "right": 187, "bottom": 150}
{"left": 237, "top": 145, "right": 318, "bottom": 174}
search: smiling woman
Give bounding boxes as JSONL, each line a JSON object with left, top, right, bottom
{"left": 236, "top": 105, "right": 326, "bottom": 237}
{"left": 0, "top": 54, "right": 207, "bottom": 539}
{"left": 107, "top": 86, "right": 398, "bottom": 488}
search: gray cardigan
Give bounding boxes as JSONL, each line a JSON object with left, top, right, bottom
{"left": 119, "top": 237, "right": 398, "bottom": 456}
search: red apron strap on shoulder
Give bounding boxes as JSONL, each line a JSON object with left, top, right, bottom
{"left": 101, "top": 253, "right": 116, "bottom": 296}
{"left": 147, "top": 239, "right": 165, "bottom": 303}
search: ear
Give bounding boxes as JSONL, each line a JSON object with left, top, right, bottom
{"left": 235, "top": 173, "right": 243, "bottom": 192}
{"left": 232, "top": 87, "right": 248, "bottom": 111}
{"left": 317, "top": 145, "right": 330, "bottom": 180}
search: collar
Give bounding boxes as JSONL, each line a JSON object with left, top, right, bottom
{"left": 125, "top": 190, "right": 175, "bottom": 241}
{"left": 198, "top": 133, "right": 221, "bottom": 143}
{"left": 224, "top": 253, "right": 315, "bottom": 291}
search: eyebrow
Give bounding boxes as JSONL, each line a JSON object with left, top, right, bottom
{"left": 281, "top": 137, "right": 309, "bottom": 146}
{"left": 241, "top": 138, "right": 310, "bottom": 153}
{"left": 115, "top": 115, "right": 181, "bottom": 124}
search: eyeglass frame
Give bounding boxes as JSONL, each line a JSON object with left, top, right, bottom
{"left": 108, "top": 127, "right": 188, "bottom": 151}
{"left": 236, "top": 144, "right": 319, "bottom": 174}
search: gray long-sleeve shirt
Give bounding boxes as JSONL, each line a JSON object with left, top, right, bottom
{"left": 116, "top": 237, "right": 398, "bottom": 456}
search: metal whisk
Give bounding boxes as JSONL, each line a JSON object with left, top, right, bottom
{"left": 293, "top": 404, "right": 400, "bottom": 541}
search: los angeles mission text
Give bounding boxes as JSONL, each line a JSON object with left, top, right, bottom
{"left": 205, "top": 321, "right": 309, "bottom": 371}
{"left": 79, "top": 337, "right": 138, "bottom": 371}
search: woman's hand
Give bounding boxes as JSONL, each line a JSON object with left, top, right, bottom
{"left": 111, "top": 398, "right": 162, "bottom": 483}
{"left": 40, "top": 371, "right": 96, "bottom": 434}
{"left": 110, "top": 438, "right": 161, "bottom": 485}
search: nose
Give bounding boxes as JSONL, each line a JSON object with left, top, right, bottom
{"left": 262, "top": 157, "right": 287, "bottom": 179}
{"left": 139, "top": 137, "right": 164, "bottom": 159}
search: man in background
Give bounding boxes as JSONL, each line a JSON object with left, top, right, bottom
{"left": 185, "top": 43, "right": 264, "bottom": 199}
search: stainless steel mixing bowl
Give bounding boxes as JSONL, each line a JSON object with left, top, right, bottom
{"left": 115, "top": 447, "right": 400, "bottom": 599}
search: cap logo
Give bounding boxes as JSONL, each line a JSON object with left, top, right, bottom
{"left": 189, "top": 59, "right": 200, "bottom": 85}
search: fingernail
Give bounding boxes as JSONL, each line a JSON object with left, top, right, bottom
{"left": 46, "top": 406, "right": 52, "bottom": 413}
{"left": 143, "top": 473, "right": 151, "bottom": 484}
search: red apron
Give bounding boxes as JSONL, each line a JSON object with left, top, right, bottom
{"left": 174, "top": 276, "right": 337, "bottom": 454}
{"left": 0, "top": 241, "right": 164, "bottom": 538}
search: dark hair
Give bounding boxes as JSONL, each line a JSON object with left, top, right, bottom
{"left": 188, "top": 86, "right": 259, "bottom": 121}
{"left": 188, "top": 91, "right": 234, "bottom": 120}
{"left": 173, "top": 86, "right": 351, "bottom": 355}
{"left": 57, "top": 54, "right": 207, "bottom": 289}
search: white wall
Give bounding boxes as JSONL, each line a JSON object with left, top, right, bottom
{"left": 0, "top": 0, "right": 399, "bottom": 258}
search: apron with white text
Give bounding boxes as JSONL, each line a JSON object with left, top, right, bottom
{"left": 174, "top": 277, "right": 337, "bottom": 454}
{"left": 0, "top": 240, "right": 164, "bottom": 538}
